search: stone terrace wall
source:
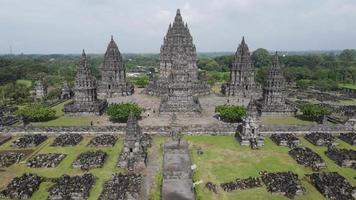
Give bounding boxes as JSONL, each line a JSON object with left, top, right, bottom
{"left": 0, "top": 123, "right": 353, "bottom": 136}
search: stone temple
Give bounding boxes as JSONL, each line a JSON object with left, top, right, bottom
{"left": 257, "top": 52, "right": 296, "bottom": 116}
{"left": 98, "top": 36, "right": 134, "bottom": 98}
{"left": 221, "top": 37, "right": 260, "bottom": 97}
{"left": 236, "top": 99, "right": 264, "bottom": 148}
{"left": 64, "top": 50, "right": 107, "bottom": 116}
{"left": 35, "top": 79, "right": 47, "bottom": 100}
{"left": 144, "top": 9, "right": 210, "bottom": 97}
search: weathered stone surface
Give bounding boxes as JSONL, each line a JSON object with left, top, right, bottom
{"left": 221, "top": 37, "right": 261, "bottom": 97}
{"left": 304, "top": 132, "right": 337, "bottom": 146}
{"left": 256, "top": 52, "right": 296, "bottom": 116}
{"left": 64, "top": 50, "right": 107, "bottom": 116}
{"left": 51, "top": 133, "right": 83, "bottom": 147}
{"left": 60, "top": 81, "right": 71, "bottom": 99}
{"left": 289, "top": 147, "right": 325, "bottom": 171}
{"left": 221, "top": 177, "right": 262, "bottom": 192}
{"left": 325, "top": 147, "right": 356, "bottom": 169}
{"left": 27, "top": 153, "right": 66, "bottom": 168}
{"left": 271, "top": 133, "right": 300, "bottom": 148}
{"left": 88, "top": 134, "right": 117, "bottom": 147}
{"left": 35, "top": 79, "right": 47, "bottom": 100}
{"left": 0, "top": 173, "right": 42, "bottom": 200}
{"left": 72, "top": 150, "right": 107, "bottom": 170}
{"left": 144, "top": 9, "right": 210, "bottom": 98}
{"left": 98, "top": 36, "right": 134, "bottom": 98}
{"left": 339, "top": 132, "right": 356, "bottom": 145}
{"left": 11, "top": 134, "right": 48, "bottom": 148}
{"left": 0, "top": 135, "right": 12, "bottom": 146}
{"left": 0, "top": 152, "right": 24, "bottom": 167}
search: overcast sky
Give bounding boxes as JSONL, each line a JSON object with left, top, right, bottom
{"left": 0, "top": 0, "right": 355, "bottom": 54}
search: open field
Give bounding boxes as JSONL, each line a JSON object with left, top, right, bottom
{"left": 261, "top": 116, "right": 315, "bottom": 126}
{"left": 339, "top": 83, "right": 356, "bottom": 90}
{"left": 16, "top": 79, "right": 32, "bottom": 87}
{"left": 186, "top": 135, "right": 356, "bottom": 200}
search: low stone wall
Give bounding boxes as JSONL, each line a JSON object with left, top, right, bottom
{"left": 0, "top": 123, "right": 352, "bottom": 136}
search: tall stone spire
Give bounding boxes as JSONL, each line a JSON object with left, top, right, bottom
{"left": 64, "top": 50, "right": 107, "bottom": 116}
{"left": 257, "top": 51, "right": 296, "bottom": 116}
{"left": 221, "top": 37, "right": 260, "bottom": 97}
{"left": 144, "top": 8, "right": 210, "bottom": 97}
{"left": 98, "top": 36, "right": 134, "bottom": 98}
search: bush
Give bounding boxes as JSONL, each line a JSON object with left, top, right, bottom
{"left": 300, "top": 103, "right": 332, "bottom": 121}
{"left": 129, "top": 75, "right": 149, "bottom": 88}
{"left": 16, "top": 104, "right": 56, "bottom": 122}
{"left": 215, "top": 105, "right": 247, "bottom": 122}
{"left": 106, "top": 103, "right": 144, "bottom": 123}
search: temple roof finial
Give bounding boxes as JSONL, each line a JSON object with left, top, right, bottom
{"left": 177, "top": 9, "right": 181, "bottom": 15}
{"left": 82, "top": 49, "right": 86, "bottom": 57}
{"left": 272, "top": 51, "right": 280, "bottom": 67}
{"left": 174, "top": 8, "right": 182, "bottom": 22}
{"left": 241, "top": 36, "right": 245, "bottom": 44}
{"left": 111, "top": 35, "right": 114, "bottom": 41}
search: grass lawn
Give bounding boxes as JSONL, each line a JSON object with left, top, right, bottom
{"left": 261, "top": 116, "right": 314, "bottom": 126}
{"left": 185, "top": 135, "right": 356, "bottom": 200}
{"left": 339, "top": 83, "right": 356, "bottom": 90}
{"left": 31, "top": 100, "right": 98, "bottom": 126}
{"left": 0, "top": 136, "right": 123, "bottom": 200}
{"left": 16, "top": 79, "right": 32, "bottom": 87}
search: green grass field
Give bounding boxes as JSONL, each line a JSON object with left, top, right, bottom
{"left": 31, "top": 101, "right": 98, "bottom": 126}
{"left": 1, "top": 135, "right": 355, "bottom": 200}
{"left": 185, "top": 135, "right": 356, "bottom": 200}
{"left": 16, "top": 79, "right": 32, "bottom": 87}
{"left": 261, "top": 116, "right": 314, "bottom": 126}
{"left": 339, "top": 83, "right": 356, "bottom": 90}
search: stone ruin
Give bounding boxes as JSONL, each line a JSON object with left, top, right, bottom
{"left": 0, "top": 152, "right": 24, "bottom": 167}
{"left": 60, "top": 81, "right": 71, "bottom": 99}
{"left": 72, "top": 150, "right": 107, "bottom": 170}
{"left": 325, "top": 147, "right": 356, "bottom": 169}
{"left": 339, "top": 132, "right": 356, "bottom": 145}
{"left": 304, "top": 132, "right": 338, "bottom": 146}
{"left": 220, "top": 176, "right": 262, "bottom": 192}
{"left": 64, "top": 50, "right": 107, "bottom": 116}
{"left": 0, "top": 173, "right": 42, "bottom": 200}
{"left": 0, "top": 106, "right": 18, "bottom": 126}
{"left": 118, "top": 112, "right": 151, "bottom": 171}
{"left": 35, "top": 79, "right": 47, "bottom": 100}
{"left": 27, "top": 153, "right": 66, "bottom": 168}
{"left": 288, "top": 147, "right": 325, "bottom": 171}
{"left": 11, "top": 134, "right": 48, "bottom": 148}
{"left": 98, "top": 173, "right": 142, "bottom": 200}
{"left": 221, "top": 37, "right": 261, "bottom": 97}
{"left": 162, "top": 139, "right": 195, "bottom": 200}
{"left": 261, "top": 171, "right": 305, "bottom": 199}
{"left": 51, "top": 133, "right": 83, "bottom": 147}
{"left": 48, "top": 173, "right": 95, "bottom": 200}
{"left": 98, "top": 36, "right": 134, "bottom": 98}
{"left": 307, "top": 172, "right": 355, "bottom": 200}
{"left": 88, "top": 134, "right": 118, "bottom": 147}
{"left": 236, "top": 99, "right": 264, "bottom": 148}
{"left": 270, "top": 133, "right": 300, "bottom": 149}
{"left": 256, "top": 52, "right": 296, "bottom": 116}
{"left": 144, "top": 9, "right": 210, "bottom": 97}
{"left": 0, "top": 135, "right": 12, "bottom": 145}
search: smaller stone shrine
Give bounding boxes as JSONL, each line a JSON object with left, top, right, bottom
{"left": 236, "top": 99, "right": 264, "bottom": 148}
{"left": 64, "top": 50, "right": 107, "bottom": 116}
{"left": 256, "top": 52, "right": 296, "bottom": 116}
{"left": 60, "top": 81, "right": 71, "bottom": 99}
{"left": 118, "top": 112, "right": 151, "bottom": 171}
{"left": 35, "top": 79, "right": 47, "bottom": 100}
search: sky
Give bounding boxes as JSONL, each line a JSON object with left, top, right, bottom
{"left": 0, "top": 0, "right": 355, "bottom": 54}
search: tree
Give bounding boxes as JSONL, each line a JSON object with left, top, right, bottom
{"left": 129, "top": 75, "right": 149, "bottom": 88}
{"left": 339, "top": 49, "right": 356, "bottom": 62}
{"left": 106, "top": 102, "right": 144, "bottom": 123}
{"left": 15, "top": 104, "right": 56, "bottom": 122}
{"left": 300, "top": 103, "right": 332, "bottom": 121}
{"left": 251, "top": 48, "right": 271, "bottom": 68}
{"left": 215, "top": 105, "right": 247, "bottom": 122}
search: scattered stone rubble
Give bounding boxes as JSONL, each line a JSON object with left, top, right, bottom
{"left": 304, "top": 132, "right": 337, "bottom": 146}
{"left": 0, "top": 152, "right": 24, "bottom": 167}
{"left": 11, "top": 134, "right": 48, "bottom": 148}
{"left": 98, "top": 173, "right": 142, "bottom": 200}
{"left": 27, "top": 153, "right": 66, "bottom": 168}
{"left": 325, "top": 147, "right": 356, "bottom": 169}
{"left": 51, "top": 133, "right": 83, "bottom": 147}
{"left": 48, "top": 173, "right": 95, "bottom": 200}
{"left": 289, "top": 147, "right": 325, "bottom": 171}
{"left": 261, "top": 171, "right": 305, "bottom": 199}
{"left": 205, "top": 182, "right": 218, "bottom": 194}
{"left": 220, "top": 177, "right": 262, "bottom": 192}
{"left": 307, "top": 172, "right": 355, "bottom": 200}
{"left": 0, "top": 173, "right": 42, "bottom": 199}
{"left": 339, "top": 132, "right": 356, "bottom": 145}
{"left": 271, "top": 133, "right": 300, "bottom": 148}
{"left": 0, "top": 135, "right": 12, "bottom": 146}
{"left": 88, "top": 134, "right": 118, "bottom": 147}
{"left": 72, "top": 150, "right": 107, "bottom": 170}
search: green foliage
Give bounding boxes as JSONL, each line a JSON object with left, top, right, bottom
{"left": 251, "top": 48, "right": 271, "bottom": 68}
{"left": 300, "top": 103, "right": 333, "bottom": 121}
{"left": 339, "top": 49, "right": 356, "bottom": 62}
{"left": 129, "top": 75, "right": 149, "bottom": 88}
{"left": 0, "top": 82, "right": 32, "bottom": 104}
{"left": 215, "top": 105, "right": 247, "bottom": 122}
{"left": 106, "top": 102, "right": 144, "bottom": 123}
{"left": 46, "top": 87, "right": 62, "bottom": 100}
{"left": 16, "top": 104, "right": 56, "bottom": 122}
{"left": 206, "top": 71, "right": 229, "bottom": 86}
